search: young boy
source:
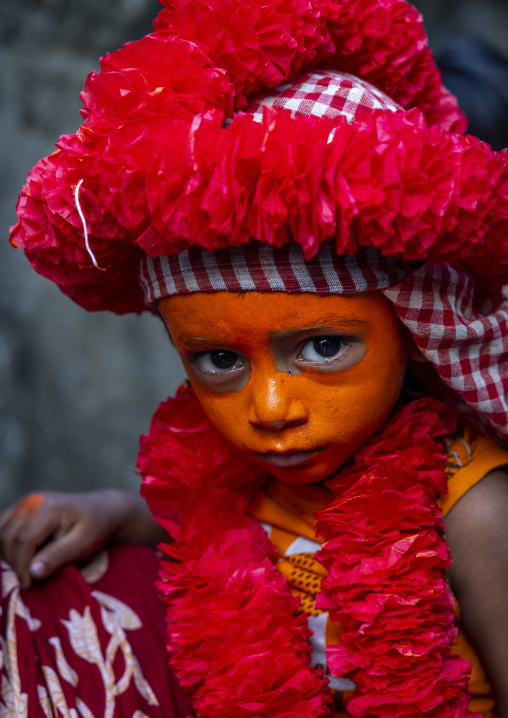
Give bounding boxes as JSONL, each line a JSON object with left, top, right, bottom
{"left": 2, "top": 0, "right": 508, "bottom": 716}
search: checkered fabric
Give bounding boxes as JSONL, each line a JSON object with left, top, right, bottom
{"left": 383, "top": 264, "right": 508, "bottom": 440}
{"left": 140, "top": 243, "right": 418, "bottom": 301}
{"left": 227, "top": 69, "right": 401, "bottom": 125}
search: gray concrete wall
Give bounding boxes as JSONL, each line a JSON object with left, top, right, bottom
{"left": 0, "top": 0, "right": 186, "bottom": 507}
{"left": 1, "top": 0, "right": 507, "bottom": 507}
{"left": 413, "top": 0, "right": 508, "bottom": 56}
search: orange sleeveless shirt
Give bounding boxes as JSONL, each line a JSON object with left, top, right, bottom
{"left": 249, "top": 424, "right": 508, "bottom": 717}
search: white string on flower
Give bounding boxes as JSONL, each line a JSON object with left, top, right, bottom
{"left": 74, "top": 179, "right": 105, "bottom": 271}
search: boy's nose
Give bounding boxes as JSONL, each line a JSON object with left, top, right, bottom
{"left": 247, "top": 373, "right": 308, "bottom": 430}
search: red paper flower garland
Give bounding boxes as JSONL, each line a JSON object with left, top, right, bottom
{"left": 316, "top": 402, "right": 478, "bottom": 717}
{"left": 13, "top": 0, "right": 508, "bottom": 316}
{"left": 139, "top": 386, "right": 333, "bottom": 717}
{"left": 139, "top": 385, "right": 480, "bottom": 718}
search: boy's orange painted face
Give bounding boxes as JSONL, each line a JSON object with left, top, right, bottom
{"left": 158, "top": 291, "right": 409, "bottom": 483}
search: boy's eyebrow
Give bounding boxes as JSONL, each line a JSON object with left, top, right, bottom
{"left": 270, "top": 318, "right": 368, "bottom": 339}
{"left": 173, "top": 335, "right": 227, "bottom": 349}
{"left": 174, "top": 319, "right": 368, "bottom": 347}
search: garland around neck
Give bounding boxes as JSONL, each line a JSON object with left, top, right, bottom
{"left": 139, "top": 385, "right": 481, "bottom": 718}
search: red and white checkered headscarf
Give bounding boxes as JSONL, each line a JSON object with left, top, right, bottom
{"left": 140, "top": 70, "right": 508, "bottom": 442}
{"left": 384, "top": 264, "right": 508, "bottom": 441}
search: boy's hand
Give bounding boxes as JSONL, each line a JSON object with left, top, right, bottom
{"left": 0, "top": 490, "right": 166, "bottom": 589}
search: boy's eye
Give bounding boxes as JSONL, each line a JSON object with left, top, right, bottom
{"left": 299, "top": 336, "right": 346, "bottom": 362}
{"left": 195, "top": 350, "right": 243, "bottom": 374}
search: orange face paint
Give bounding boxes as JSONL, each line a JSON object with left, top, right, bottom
{"left": 158, "top": 291, "right": 409, "bottom": 483}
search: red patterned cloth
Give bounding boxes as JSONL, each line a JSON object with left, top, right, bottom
{"left": 0, "top": 544, "right": 192, "bottom": 718}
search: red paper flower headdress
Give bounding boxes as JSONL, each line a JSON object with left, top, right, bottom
{"left": 10, "top": 0, "right": 508, "bottom": 316}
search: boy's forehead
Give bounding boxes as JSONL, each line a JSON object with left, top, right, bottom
{"left": 159, "top": 290, "right": 394, "bottom": 339}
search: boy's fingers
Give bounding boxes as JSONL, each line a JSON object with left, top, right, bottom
{"left": 1, "top": 510, "right": 61, "bottom": 588}
{"left": 0, "top": 494, "right": 49, "bottom": 562}
{"left": 0, "top": 502, "right": 33, "bottom": 550}
{"left": 0, "top": 494, "right": 46, "bottom": 530}
{"left": 0, "top": 506, "right": 16, "bottom": 532}
{"left": 0, "top": 512, "right": 34, "bottom": 573}
{"left": 29, "top": 523, "right": 99, "bottom": 581}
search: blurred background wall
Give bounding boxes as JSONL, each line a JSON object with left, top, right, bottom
{"left": 1, "top": 0, "right": 507, "bottom": 507}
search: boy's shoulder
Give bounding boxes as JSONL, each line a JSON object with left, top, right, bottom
{"left": 441, "top": 421, "right": 508, "bottom": 517}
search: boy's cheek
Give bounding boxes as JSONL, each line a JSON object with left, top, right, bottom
{"left": 185, "top": 374, "right": 398, "bottom": 458}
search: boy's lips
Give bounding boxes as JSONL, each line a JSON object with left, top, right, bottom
{"left": 255, "top": 448, "right": 325, "bottom": 467}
